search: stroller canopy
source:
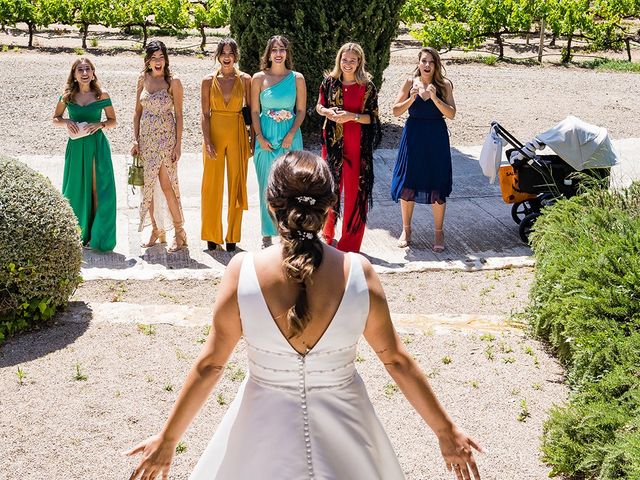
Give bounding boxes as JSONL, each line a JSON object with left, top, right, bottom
{"left": 536, "top": 116, "right": 620, "bottom": 170}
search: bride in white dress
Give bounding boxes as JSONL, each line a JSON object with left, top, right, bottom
{"left": 127, "top": 150, "right": 482, "bottom": 480}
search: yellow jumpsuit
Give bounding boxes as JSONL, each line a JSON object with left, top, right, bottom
{"left": 201, "top": 73, "right": 250, "bottom": 244}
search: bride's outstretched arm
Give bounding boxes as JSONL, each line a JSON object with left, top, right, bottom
{"left": 126, "top": 253, "right": 245, "bottom": 480}
{"left": 360, "top": 256, "right": 483, "bottom": 480}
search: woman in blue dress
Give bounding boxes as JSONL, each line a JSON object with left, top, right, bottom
{"left": 251, "top": 35, "right": 306, "bottom": 247}
{"left": 391, "top": 47, "right": 456, "bottom": 252}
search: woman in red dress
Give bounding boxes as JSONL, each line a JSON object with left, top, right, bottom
{"left": 315, "top": 42, "right": 381, "bottom": 253}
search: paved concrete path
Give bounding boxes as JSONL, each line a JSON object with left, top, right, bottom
{"left": 19, "top": 138, "right": 639, "bottom": 279}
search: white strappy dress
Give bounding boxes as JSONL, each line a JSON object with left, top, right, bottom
{"left": 189, "top": 252, "right": 405, "bottom": 480}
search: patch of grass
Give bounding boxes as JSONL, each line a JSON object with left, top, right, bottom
{"left": 384, "top": 382, "right": 399, "bottom": 398}
{"left": 480, "top": 333, "right": 496, "bottom": 342}
{"left": 427, "top": 368, "right": 439, "bottom": 379}
{"left": 2, "top": 45, "right": 9, "bottom": 52}
{"left": 579, "top": 58, "right": 640, "bottom": 73}
{"left": 216, "top": 393, "right": 226, "bottom": 405}
{"left": 523, "top": 345, "right": 535, "bottom": 356}
{"left": 502, "top": 356, "right": 516, "bottom": 364}
{"left": 137, "top": 323, "right": 156, "bottom": 336}
{"left": 16, "top": 366, "right": 26, "bottom": 385}
{"left": 164, "top": 383, "right": 173, "bottom": 392}
{"left": 355, "top": 352, "right": 365, "bottom": 363}
{"left": 499, "top": 341, "right": 514, "bottom": 353}
{"left": 89, "top": 38, "right": 98, "bottom": 48}
{"left": 511, "top": 388, "right": 521, "bottom": 396}
{"left": 225, "top": 362, "right": 245, "bottom": 382}
{"left": 12, "top": 46, "right": 19, "bottom": 52}
{"left": 517, "top": 399, "right": 531, "bottom": 422}
{"left": 405, "top": 293, "right": 416, "bottom": 302}
{"left": 441, "top": 355, "right": 452, "bottom": 365}
{"left": 73, "top": 362, "right": 88, "bottom": 381}
{"left": 146, "top": 375, "right": 154, "bottom": 383}
{"left": 402, "top": 334, "right": 414, "bottom": 344}
{"left": 469, "top": 380, "right": 480, "bottom": 389}
{"left": 110, "top": 281, "right": 127, "bottom": 302}
{"left": 159, "top": 291, "right": 180, "bottom": 302}
{"left": 532, "top": 383, "right": 542, "bottom": 391}
{"left": 73, "top": 47, "right": 85, "bottom": 55}
{"left": 175, "top": 441, "right": 187, "bottom": 454}
{"left": 484, "top": 344, "right": 495, "bottom": 360}
{"left": 175, "top": 348, "right": 188, "bottom": 360}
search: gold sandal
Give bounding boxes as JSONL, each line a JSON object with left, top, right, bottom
{"left": 168, "top": 225, "right": 188, "bottom": 253}
{"left": 141, "top": 228, "right": 166, "bottom": 248}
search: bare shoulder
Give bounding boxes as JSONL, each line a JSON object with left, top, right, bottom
{"left": 222, "top": 252, "right": 247, "bottom": 284}
{"left": 444, "top": 78, "right": 454, "bottom": 90}
{"left": 240, "top": 71, "right": 252, "bottom": 81}
{"left": 170, "top": 77, "right": 183, "bottom": 88}
{"left": 294, "top": 71, "right": 306, "bottom": 82}
{"left": 351, "top": 252, "right": 374, "bottom": 278}
{"left": 252, "top": 70, "right": 266, "bottom": 80}
{"left": 99, "top": 90, "right": 111, "bottom": 100}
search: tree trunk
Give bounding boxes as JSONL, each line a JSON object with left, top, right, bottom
{"left": 28, "top": 22, "right": 35, "bottom": 48}
{"left": 538, "top": 17, "right": 545, "bottom": 63}
{"left": 562, "top": 35, "right": 572, "bottom": 63}
{"left": 200, "top": 25, "right": 206, "bottom": 52}
{"left": 625, "top": 37, "right": 631, "bottom": 62}
{"left": 142, "top": 23, "right": 148, "bottom": 48}
{"left": 496, "top": 33, "right": 504, "bottom": 59}
{"left": 550, "top": 34, "right": 556, "bottom": 47}
{"left": 82, "top": 23, "right": 88, "bottom": 49}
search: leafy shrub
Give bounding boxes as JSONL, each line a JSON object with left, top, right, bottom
{"left": 527, "top": 183, "right": 640, "bottom": 479}
{"left": 0, "top": 156, "right": 82, "bottom": 342}
{"left": 230, "top": 0, "right": 405, "bottom": 132}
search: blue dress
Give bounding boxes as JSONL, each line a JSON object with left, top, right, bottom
{"left": 391, "top": 95, "right": 452, "bottom": 204}
{"left": 254, "top": 71, "right": 303, "bottom": 236}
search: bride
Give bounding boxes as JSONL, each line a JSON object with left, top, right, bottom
{"left": 126, "top": 150, "right": 482, "bottom": 480}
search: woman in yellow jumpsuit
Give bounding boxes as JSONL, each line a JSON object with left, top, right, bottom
{"left": 201, "top": 38, "right": 251, "bottom": 252}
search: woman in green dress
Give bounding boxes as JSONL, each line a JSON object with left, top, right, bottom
{"left": 53, "top": 58, "right": 117, "bottom": 252}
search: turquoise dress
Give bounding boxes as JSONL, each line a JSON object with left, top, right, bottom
{"left": 254, "top": 71, "right": 303, "bottom": 236}
{"left": 62, "top": 98, "right": 117, "bottom": 251}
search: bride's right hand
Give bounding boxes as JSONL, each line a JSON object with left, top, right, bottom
{"left": 65, "top": 120, "right": 79, "bottom": 135}
{"left": 125, "top": 434, "right": 176, "bottom": 480}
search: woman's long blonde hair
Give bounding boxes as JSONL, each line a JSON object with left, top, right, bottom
{"left": 327, "top": 42, "right": 370, "bottom": 85}
{"left": 62, "top": 58, "right": 102, "bottom": 104}
{"left": 414, "top": 47, "right": 451, "bottom": 100}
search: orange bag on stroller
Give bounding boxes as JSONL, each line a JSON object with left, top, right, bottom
{"left": 498, "top": 165, "right": 537, "bottom": 204}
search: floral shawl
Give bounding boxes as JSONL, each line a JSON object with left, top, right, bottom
{"left": 319, "top": 75, "right": 382, "bottom": 234}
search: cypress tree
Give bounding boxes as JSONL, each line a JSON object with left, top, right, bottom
{"left": 229, "top": 0, "right": 404, "bottom": 132}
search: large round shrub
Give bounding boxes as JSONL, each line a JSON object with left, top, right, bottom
{"left": 0, "top": 156, "right": 82, "bottom": 342}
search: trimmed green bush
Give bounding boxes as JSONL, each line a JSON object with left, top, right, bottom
{"left": 527, "top": 183, "right": 640, "bottom": 479}
{"left": 229, "top": 0, "right": 405, "bottom": 131}
{"left": 0, "top": 156, "right": 82, "bottom": 342}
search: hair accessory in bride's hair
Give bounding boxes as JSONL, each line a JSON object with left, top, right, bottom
{"left": 295, "top": 195, "right": 316, "bottom": 206}
{"left": 296, "top": 230, "right": 315, "bottom": 241}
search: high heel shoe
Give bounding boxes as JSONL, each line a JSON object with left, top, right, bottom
{"left": 432, "top": 229, "right": 445, "bottom": 253}
{"left": 169, "top": 225, "right": 188, "bottom": 253}
{"left": 141, "top": 228, "right": 166, "bottom": 248}
{"left": 397, "top": 226, "right": 412, "bottom": 248}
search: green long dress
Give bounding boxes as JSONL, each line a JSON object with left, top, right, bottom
{"left": 62, "top": 98, "right": 117, "bottom": 251}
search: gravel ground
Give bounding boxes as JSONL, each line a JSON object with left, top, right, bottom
{"left": 0, "top": 36, "right": 638, "bottom": 157}
{"left": 1, "top": 307, "right": 564, "bottom": 480}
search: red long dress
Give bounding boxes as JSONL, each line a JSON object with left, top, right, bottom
{"left": 322, "top": 83, "right": 366, "bottom": 253}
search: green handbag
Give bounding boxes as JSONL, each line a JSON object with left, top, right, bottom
{"left": 128, "top": 155, "right": 144, "bottom": 187}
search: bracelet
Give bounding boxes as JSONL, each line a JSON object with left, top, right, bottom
{"left": 255, "top": 133, "right": 263, "bottom": 138}
{"left": 100, "top": 121, "right": 106, "bottom": 129}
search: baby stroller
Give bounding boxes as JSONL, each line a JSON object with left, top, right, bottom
{"left": 484, "top": 116, "right": 619, "bottom": 242}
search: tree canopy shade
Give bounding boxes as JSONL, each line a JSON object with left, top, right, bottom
{"left": 229, "top": 0, "right": 405, "bottom": 131}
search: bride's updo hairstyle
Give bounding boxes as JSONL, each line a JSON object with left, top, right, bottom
{"left": 267, "top": 151, "right": 337, "bottom": 338}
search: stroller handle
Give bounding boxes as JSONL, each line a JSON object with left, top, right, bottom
{"left": 490, "top": 121, "right": 535, "bottom": 164}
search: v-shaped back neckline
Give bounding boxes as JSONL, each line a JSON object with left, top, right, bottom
{"left": 248, "top": 252, "right": 353, "bottom": 357}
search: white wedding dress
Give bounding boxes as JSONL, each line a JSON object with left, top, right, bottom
{"left": 189, "top": 252, "right": 405, "bottom": 480}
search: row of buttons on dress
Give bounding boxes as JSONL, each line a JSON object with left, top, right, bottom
{"left": 299, "top": 355, "right": 315, "bottom": 479}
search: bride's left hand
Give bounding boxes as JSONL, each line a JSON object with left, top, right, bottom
{"left": 172, "top": 145, "right": 182, "bottom": 163}
{"left": 437, "top": 426, "right": 483, "bottom": 479}
{"left": 125, "top": 434, "right": 176, "bottom": 480}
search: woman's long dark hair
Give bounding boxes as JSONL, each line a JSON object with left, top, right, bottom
{"left": 266, "top": 151, "right": 337, "bottom": 338}
{"left": 260, "top": 35, "right": 293, "bottom": 71}
{"left": 143, "top": 40, "right": 172, "bottom": 86}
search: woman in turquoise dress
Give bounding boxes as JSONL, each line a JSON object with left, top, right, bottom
{"left": 53, "top": 58, "right": 117, "bottom": 252}
{"left": 251, "top": 35, "right": 306, "bottom": 247}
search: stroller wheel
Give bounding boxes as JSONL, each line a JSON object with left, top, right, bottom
{"left": 519, "top": 212, "right": 541, "bottom": 243}
{"left": 511, "top": 200, "right": 535, "bottom": 225}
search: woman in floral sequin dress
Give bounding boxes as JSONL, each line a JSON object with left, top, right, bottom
{"left": 132, "top": 40, "right": 187, "bottom": 252}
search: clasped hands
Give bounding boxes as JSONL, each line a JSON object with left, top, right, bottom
{"left": 325, "top": 107, "right": 356, "bottom": 124}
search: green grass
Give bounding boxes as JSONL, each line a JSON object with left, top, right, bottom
{"left": 579, "top": 58, "right": 640, "bottom": 73}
